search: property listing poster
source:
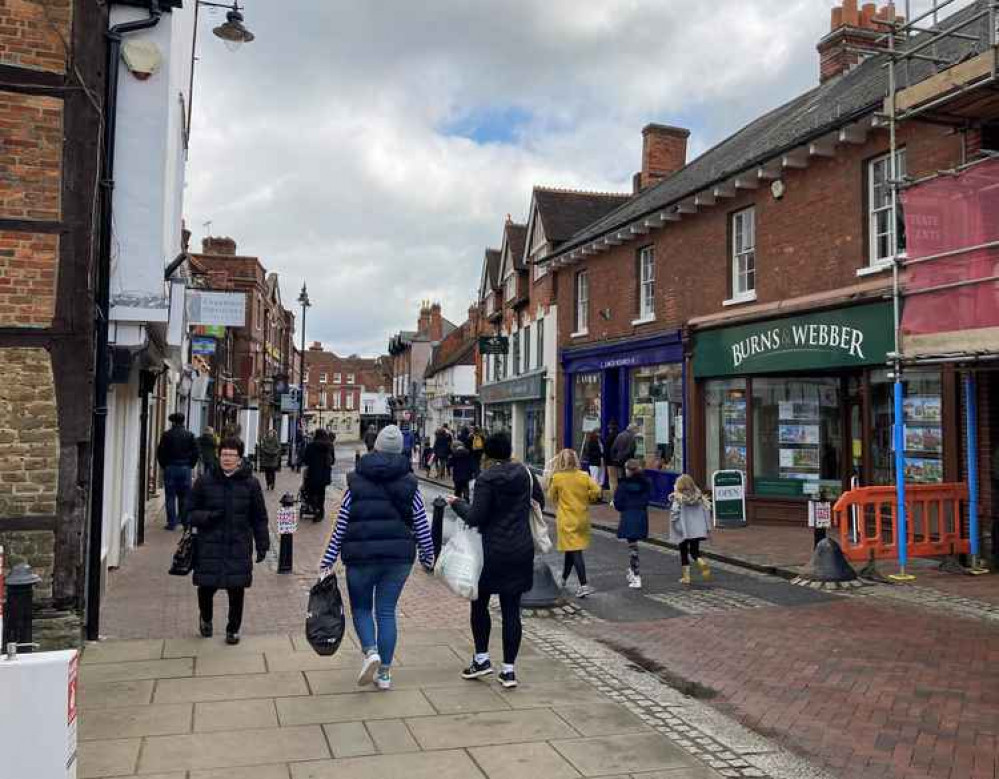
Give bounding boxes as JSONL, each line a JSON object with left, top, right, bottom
{"left": 902, "top": 396, "right": 943, "bottom": 483}
{"left": 777, "top": 400, "right": 820, "bottom": 482}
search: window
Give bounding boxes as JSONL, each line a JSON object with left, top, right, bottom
{"left": 512, "top": 331, "right": 520, "bottom": 376}
{"left": 333, "top": 373, "right": 342, "bottom": 384}
{"left": 704, "top": 379, "right": 747, "bottom": 479}
{"left": 635, "top": 246, "right": 656, "bottom": 320}
{"left": 332, "top": 393, "right": 341, "bottom": 410}
{"left": 486, "top": 294, "right": 495, "bottom": 316}
{"left": 731, "top": 207, "right": 756, "bottom": 299}
{"left": 533, "top": 258, "right": 547, "bottom": 280}
{"left": 347, "top": 373, "right": 355, "bottom": 384}
{"left": 319, "top": 372, "right": 327, "bottom": 384}
{"left": 523, "top": 324, "right": 531, "bottom": 372}
{"left": 574, "top": 271, "right": 589, "bottom": 334}
{"left": 346, "top": 393, "right": 354, "bottom": 410}
{"left": 572, "top": 373, "right": 602, "bottom": 451}
{"left": 319, "top": 391, "right": 327, "bottom": 408}
{"left": 630, "top": 364, "right": 683, "bottom": 471}
{"left": 870, "top": 368, "right": 942, "bottom": 485}
{"left": 869, "top": 149, "right": 907, "bottom": 266}
{"left": 504, "top": 272, "right": 517, "bottom": 302}
{"left": 536, "top": 317, "right": 544, "bottom": 369}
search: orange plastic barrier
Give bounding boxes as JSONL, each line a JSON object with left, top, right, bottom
{"left": 831, "top": 483, "right": 970, "bottom": 563}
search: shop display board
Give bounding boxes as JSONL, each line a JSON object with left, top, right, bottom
{"left": 712, "top": 470, "right": 747, "bottom": 527}
{"left": 777, "top": 400, "right": 820, "bottom": 484}
{"left": 721, "top": 393, "right": 747, "bottom": 470}
{"left": 902, "top": 396, "right": 943, "bottom": 483}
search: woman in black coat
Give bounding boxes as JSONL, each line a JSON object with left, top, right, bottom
{"left": 188, "top": 437, "right": 270, "bottom": 644}
{"left": 301, "top": 429, "right": 334, "bottom": 519}
{"left": 447, "top": 431, "right": 544, "bottom": 689}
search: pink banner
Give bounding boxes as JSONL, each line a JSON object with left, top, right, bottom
{"left": 901, "top": 157, "right": 999, "bottom": 339}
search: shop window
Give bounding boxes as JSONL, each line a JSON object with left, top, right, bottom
{"left": 637, "top": 246, "right": 655, "bottom": 320}
{"left": 573, "top": 372, "right": 602, "bottom": 451}
{"left": 752, "top": 378, "right": 843, "bottom": 498}
{"left": 704, "top": 379, "right": 747, "bottom": 479}
{"left": 512, "top": 331, "right": 520, "bottom": 375}
{"left": 731, "top": 207, "right": 756, "bottom": 300}
{"left": 870, "top": 369, "right": 943, "bottom": 484}
{"left": 524, "top": 402, "right": 545, "bottom": 467}
{"left": 523, "top": 324, "right": 531, "bottom": 372}
{"left": 868, "top": 149, "right": 907, "bottom": 266}
{"left": 536, "top": 318, "right": 544, "bottom": 369}
{"left": 630, "top": 364, "right": 683, "bottom": 471}
{"left": 574, "top": 271, "right": 589, "bottom": 334}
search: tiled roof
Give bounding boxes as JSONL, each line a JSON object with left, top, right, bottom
{"left": 533, "top": 188, "right": 631, "bottom": 245}
{"left": 553, "top": 1, "right": 991, "bottom": 258}
{"left": 505, "top": 222, "right": 528, "bottom": 271}
{"left": 484, "top": 248, "right": 501, "bottom": 290}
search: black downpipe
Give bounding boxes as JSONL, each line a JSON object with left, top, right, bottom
{"left": 86, "top": 1, "right": 163, "bottom": 642}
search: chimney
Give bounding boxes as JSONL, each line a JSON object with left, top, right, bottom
{"left": 417, "top": 301, "right": 431, "bottom": 334}
{"left": 818, "top": 2, "right": 903, "bottom": 83}
{"left": 429, "top": 302, "right": 443, "bottom": 342}
{"left": 467, "top": 303, "right": 480, "bottom": 336}
{"left": 637, "top": 124, "right": 690, "bottom": 192}
{"left": 201, "top": 235, "right": 237, "bottom": 255}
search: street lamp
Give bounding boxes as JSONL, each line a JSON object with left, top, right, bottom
{"left": 295, "top": 283, "right": 311, "bottom": 463}
{"left": 187, "top": 1, "right": 256, "bottom": 136}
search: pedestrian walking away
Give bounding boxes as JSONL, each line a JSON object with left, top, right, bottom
{"left": 609, "top": 422, "right": 639, "bottom": 503}
{"left": 447, "top": 431, "right": 544, "bottom": 689}
{"left": 156, "top": 412, "right": 200, "bottom": 530}
{"left": 582, "top": 430, "right": 605, "bottom": 498}
{"left": 548, "top": 448, "right": 601, "bottom": 598}
{"left": 363, "top": 423, "right": 378, "bottom": 453}
{"left": 669, "top": 474, "right": 712, "bottom": 585}
{"left": 470, "top": 426, "right": 485, "bottom": 477}
{"left": 319, "top": 425, "right": 434, "bottom": 691}
{"left": 433, "top": 426, "right": 452, "bottom": 479}
{"left": 257, "top": 428, "right": 282, "bottom": 491}
{"left": 603, "top": 420, "right": 621, "bottom": 500}
{"left": 197, "top": 425, "right": 218, "bottom": 478}
{"left": 614, "top": 458, "right": 652, "bottom": 589}
{"left": 301, "top": 429, "right": 334, "bottom": 520}
{"left": 187, "top": 436, "right": 270, "bottom": 645}
{"left": 450, "top": 442, "right": 473, "bottom": 500}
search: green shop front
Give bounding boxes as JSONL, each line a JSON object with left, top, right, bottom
{"left": 691, "top": 302, "right": 958, "bottom": 525}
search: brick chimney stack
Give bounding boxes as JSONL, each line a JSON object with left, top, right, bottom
{"left": 467, "top": 303, "right": 480, "bottom": 336}
{"left": 201, "top": 236, "right": 237, "bottom": 255}
{"left": 636, "top": 124, "right": 690, "bottom": 193}
{"left": 818, "top": 1, "right": 903, "bottom": 83}
{"left": 417, "top": 301, "right": 431, "bottom": 335}
{"left": 429, "top": 302, "right": 443, "bottom": 341}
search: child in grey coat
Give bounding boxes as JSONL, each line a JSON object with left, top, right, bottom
{"left": 669, "top": 474, "right": 712, "bottom": 585}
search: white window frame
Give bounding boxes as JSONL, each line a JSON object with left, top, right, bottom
{"left": 346, "top": 393, "right": 354, "bottom": 411}
{"left": 504, "top": 271, "right": 517, "bottom": 302}
{"left": 319, "top": 372, "right": 327, "bottom": 384}
{"left": 635, "top": 245, "right": 656, "bottom": 323}
{"left": 729, "top": 206, "right": 757, "bottom": 304}
{"left": 867, "top": 149, "right": 907, "bottom": 268}
{"left": 523, "top": 324, "right": 531, "bottom": 372}
{"left": 332, "top": 393, "right": 341, "bottom": 410}
{"left": 319, "top": 391, "right": 327, "bottom": 408}
{"left": 333, "top": 372, "right": 342, "bottom": 384}
{"left": 347, "top": 373, "right": 355, "bottom": 384}
{"left": 574, "top": 271, "right": 589, "bottom": 336}
{"left": 486, "top": 294, "right": 495, "bottom": 316}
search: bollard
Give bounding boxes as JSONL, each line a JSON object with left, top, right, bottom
{"left": 278, "top": 535, "right": 293, "bottom": 574}
{"left": 431, "top": 496, "right": 446, "bottom": 560}
{"left": 2, "top": 563, "right": 40, "bottom": 653}
{"left": 276, "top": 493, "right": 298, "bottom": 574}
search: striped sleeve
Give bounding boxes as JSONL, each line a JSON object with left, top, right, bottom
{"left": 319, "top": 490, "right": 351, "bottom": 569}
{"left": 412, "top": 491, "right": 434, "bottom": 564}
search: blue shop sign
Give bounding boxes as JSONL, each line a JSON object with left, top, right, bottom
{"left": 561, "top": 331, "right": 683, "bottom": 374}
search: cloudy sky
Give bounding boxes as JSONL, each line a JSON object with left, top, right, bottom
{"left": 185, "top": 0, "right": 965, "bottom": 357}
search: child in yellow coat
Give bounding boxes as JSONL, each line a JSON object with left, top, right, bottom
{"left": 548, "top": 449, "right": 601, "bottom": 597}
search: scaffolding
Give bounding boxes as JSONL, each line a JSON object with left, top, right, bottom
{"left": 875, "top": 0, "right": 999, "bottom": 576}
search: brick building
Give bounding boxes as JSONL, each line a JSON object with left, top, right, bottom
{"left": 545, "top": 0, "right": 997, "bottom": 524}
{"left": 303, "top": 345, "right": 389, "bottom": 442}
{"left": 425, "top": 308, "right": 482, "bottom": 433}
{"left": 387, "top": 302, "right": 455, "bottom": 437}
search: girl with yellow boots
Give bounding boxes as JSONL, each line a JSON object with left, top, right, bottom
{"left": 668, "top": 475, "right": 712, "bottom": 585}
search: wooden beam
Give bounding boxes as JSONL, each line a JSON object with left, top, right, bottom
{"left": 644, "top": 218, "right": 662, "bottom": 231}
{"left": 757, "top": 166, "right": 780, "bottom": 180}
{"left": 714, "top": 183, "right": 736, "bottom": 198}
{"left": 657, "top": 210, "right": 680, "bottom": 222}
{"left": 734, "top": 176, "right": 759, "bottom": 190}
{"left": 630, "top": 223, "right": 650, "bottom": 235}
{"left": 676, "top": 200, "right": 698, "bottom": 214}
{"left": 890, "top": 50, "right": 995, "bottom": 115}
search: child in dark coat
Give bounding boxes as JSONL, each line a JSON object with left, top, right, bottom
{"left": 613, "top": 459, "right": 651, "bottom": 589}
{"left": 450, "top": 443, "right": 474, "bottom": 500}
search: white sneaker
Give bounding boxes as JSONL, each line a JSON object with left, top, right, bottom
{"left": 625, "top": 568, "right": 636, "bottom": 585}
{"left": 357, "top": 652, "right": 381, "bottom": 687}
{"left": 629, "top": 575, "right": 642, "bottom": 589}
{"left": 576, "top": 584, "right": 595, "bottom": 598}
{"left": 375, "top": 670, "right": 392, "bottom": 691}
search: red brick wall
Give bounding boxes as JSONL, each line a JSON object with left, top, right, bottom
{"left": 0, "top": 0, "right": 71, "bottom": 73}
{"left": 0, "top": 92, "right": 63, "bottom": 221}
{"left": 0, "top": 231, "right": 58, "bottom": 326}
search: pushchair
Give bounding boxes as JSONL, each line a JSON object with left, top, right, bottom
{"left": 299, "top": 469, "right": 326, "bottom": 522}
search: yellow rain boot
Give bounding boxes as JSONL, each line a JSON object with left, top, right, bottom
{"left": 696, "top": 558, "right": 712, "bottom": 582}
{"left": 679, "top": 566, "right": 691, "bottom": 585}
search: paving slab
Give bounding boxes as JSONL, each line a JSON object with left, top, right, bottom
{"left": 189, "top": 766, "right": 292, "bottom": 779}
{"left": 291, "top": 631, "right": 358, "bottom": 652}
{"left": 139, "top": 725, "right": 329, "bottom": 772}
{"left": 322, "top": 721, "right": 377, "bottom": 758}
{"left": 77, "top": 737, "right": 140, "bottom": 778}
{"left": 495, "top": 679, "right": 607, "bottom": 709}
{"left": 391, "top": 628, "right": 470, "bottom": 646}
{"left": 78, "top": 702, "right": 192, "bottom": 741}
{"left": 163, "top": 634, "right": 294, "bottom": 658}
{"left": 195, "top": 698, "right": 279, "bottom": 732}
{"left": 406, "top": 708, "right": 579, "bottom": 750}
{"left": 154, "top": 671, "right": 309, "bottom": 703}
{"left": 468, "top": 741, "right": 582, "bottom": 779}
{"left": 289, "top": 749, "right": 485, "bottom": 779}
{"left": 630, "top": 767, "right": 721, "bottom": 778}
{"left": 422, "top": 684, "right": 512, "bottom": 714}
{"left": 276, "top": 689, "right": 435, "bottom": 725}
{"left": 195, "top": 651, "right": 267, "bottom": 676}
{"left": 78, "top": 679, "right": 155, "bottom": 710}
{"left": 81, "top": 639, "right": 164, "bottom": 665}
{"left": 552, "top": 733, "right": 703, "bottom": 776}
{"left": 554, "top": 701, "right": 651, "bottom": 737}
{"left": 79, "top": 657, "right": 193, "bottom": 684}
{"left": 365, "top": 718, "right": 420, "bottom": 754}
{"left": 265, "top": 649, "right": 367, "bottom": 672}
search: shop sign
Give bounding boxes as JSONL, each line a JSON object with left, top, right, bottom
{"left": 712, "top": 470, "right": 747, "bottom": 527}
{"left": 186, "top": 290, "right": 246, "bottom": 327}
{"left": 564, "top": 336, "right": 683, "bottom": 374}
{"left": 191, "top": 336, "right": 216, "bottom": 356}
{"left": 480, "top": 373, "right": 545, "bottom": 404}
{"left": 693, "top": 303, "right": 893, "bottom": 377}
{"left": 479, "top": 335, "right": 509, "bottom": 355}
{"left": 194, "top": 324, "right": 226, "bottom": 338}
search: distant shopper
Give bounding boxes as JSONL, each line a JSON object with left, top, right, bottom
{"left": 604, "top": 420, "right": 621, "bottom": 497}
{"left": 302, "top": 429, "right": 334, "bottom": 520}
{"left": 432, "top": 427, "right": 451, "bottom": 479}
{"left": 188, "top": 437, "right": 270, "bottom": 645}
{"left": 448, "top": 431, "right": 544, "bottom": 689}
{"left": 197, "top": 426, "right": 218, "bottom": 477}
{"left": 363, "top": 424, "right": 378, "bottom": 453}
{"left": 470, "top": 426, "right": 486, "bottom": 476}
{"left": 319, "top": 425, "right": 434, "bottom": 691}
{"left": 614, "top": 459, "right": 652, "bottom": 589}
{"left": 450, "top": 442, "right": 473, "bottom": 500}
{"left": 156, "top": 412, "right": 200, "bottom": 531}
{"left": 583, "top": 430, "right": 604, "bottom": 495}
{"left": 548, "top": 449, "right": 601, "bottom": 597}
{"left": 258, "top": 429, "right": 282, "bottom": 491}
{"left": 669, "top": 474, "right": 712, "bottom": 585}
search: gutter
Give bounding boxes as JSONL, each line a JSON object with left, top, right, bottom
{"left": 86, "top": 0, "right": 164, "bottom": 643}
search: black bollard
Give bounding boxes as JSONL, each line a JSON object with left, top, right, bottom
{"left": 431, "top": 496, "right": 446, "bottom": 560}
{"left": 278, "top": 534, "right": 293, "bottom": 573}
{"left": 3, "top": 563, "right": 40, "bottom": 652}
{"left": 277, "top": 492, "right": 297, "bottom": 574}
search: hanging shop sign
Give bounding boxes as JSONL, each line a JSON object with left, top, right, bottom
{"left": 711, "top": 469, "right": 747, "bottom": 527}
{"left": 186, "top": 290, "right": 246, "bottom": 328}
{"left": 479, "top": 335, "right": 509, "bottom": 355}
{"left": 693, "top": 303, "right": 893, "bottom": 377}
{"left": 191, "top": 336, "right": 217, "bottom": 356}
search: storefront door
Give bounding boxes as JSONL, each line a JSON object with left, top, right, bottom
{"left": 524, "top": 402, "right": 545, "bottom": 467}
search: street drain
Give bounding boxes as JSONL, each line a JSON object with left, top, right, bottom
{"left": 596, "top": 639, "right": 718, "bottom": 700}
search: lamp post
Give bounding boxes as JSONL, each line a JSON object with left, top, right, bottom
{"left": 187, "top": 1, "right": 255, "bottom": 137}
{"left": 294, "top": 283, "right": 311, "bottom": 468}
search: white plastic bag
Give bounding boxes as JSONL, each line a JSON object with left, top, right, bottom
{"left": 435, "top": 521, "right": 483, "bottom": 601}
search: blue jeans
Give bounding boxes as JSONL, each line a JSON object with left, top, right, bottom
{"left": 345, "top": 563, "right": 411, "bottom": 667}
{"left": 164, "top": 465, "right": 192, "bottom": 529}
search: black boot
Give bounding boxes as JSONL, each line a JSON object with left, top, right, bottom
{"left": 199, "top": 618, "right": 212, "bottom": 638}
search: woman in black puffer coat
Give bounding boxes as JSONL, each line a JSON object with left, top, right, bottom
{"left": 188, "top": 436, "right": 270, "bottom": 644}
{"left": 448, "top": 431, "right": 544, "bottom": 689}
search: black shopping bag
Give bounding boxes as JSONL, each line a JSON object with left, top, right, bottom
{"left": 305, "top": 573, "right": 346, "bottom": 656}
{"left": 168, "top": 529, "right": 195, "bottom": 576}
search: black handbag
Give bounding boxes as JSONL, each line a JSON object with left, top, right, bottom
{"left": 168, "top": 528, "right": 195, "bottom": 576}
{"left": 305, "top": 573, "right": 346, "bottom": 656}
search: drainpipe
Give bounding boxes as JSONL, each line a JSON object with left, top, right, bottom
{"left": 86, "top": 0, "right": 164, "bottom": 642}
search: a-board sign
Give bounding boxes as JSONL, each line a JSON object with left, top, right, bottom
{"left": 712, "top": 470, "right": 747, "bottom": 527}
